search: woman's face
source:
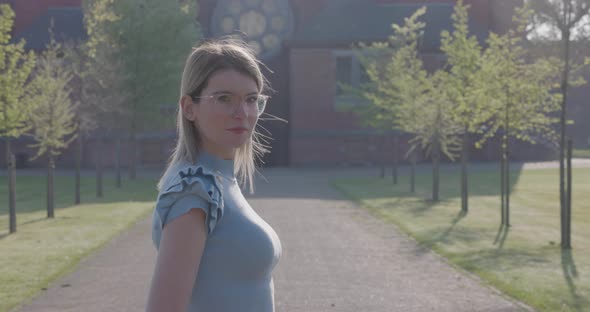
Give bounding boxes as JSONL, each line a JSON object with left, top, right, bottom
{"left": 184, "top": 69, "right": 260, "bottom": 160}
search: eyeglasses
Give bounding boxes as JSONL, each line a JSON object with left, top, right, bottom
{"left": 191, "top": 93, "right": 268, "bottom": 117}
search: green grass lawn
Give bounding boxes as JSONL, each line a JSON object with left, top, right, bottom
{"left": 0, "top": 174, "right": 158, "bottom": 312}
{"left": 333, "top": 166, "right": 590, "bottom": 312}
{"left": 574, "top": 148, "right": 590, "bottom": 159}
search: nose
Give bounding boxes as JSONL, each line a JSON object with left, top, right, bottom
{"left": 232, "top": 100, "right": 249, "bottom": 118}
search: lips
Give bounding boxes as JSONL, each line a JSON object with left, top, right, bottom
{"left": 227, "top": 127, "right": 248, "bottom": 134}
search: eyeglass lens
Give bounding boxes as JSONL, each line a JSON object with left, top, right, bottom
{"left": 213, "top": 94, "right": 266, "bottom": 116}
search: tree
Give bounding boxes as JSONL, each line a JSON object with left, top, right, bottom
{"left": 387, "top": 33, "right": 462, "bottom": 201}
{"left": 345, "top": 41, "right": 397, "bottom": 179}
{"left": 410, "top": 71, "right": 462, "bottom": 201}
{"left": 108, "top": 0, "right": 202, "bottom": 179}
{"left": 384, "top": 8, "right": 428, "bottom": 194}
{"left": 347, "top": 8, "right": 427, "bottom": 193}
{"left": 0, "top": 4, "right": 36, "bottom": 233}
{"left": 350, "top": 7, "right": 463, "bottom": 199}
{"left": 479, "top": 6, "right": 561, "bottom": 227}
{"left": 440, "top": 0, "right": 485, "bottom": 213}
{"left": 26, "top": 37, "right": 77, "bottom": 218}
{"left": 64, "top": 42, "right": 98, "bottom": 202}
{"left": 65, "top": 40, "right": 127, "bottom": 200}
{"left": 527, "top": 0, "right": 590, "bottom": 249}
{"left": 63, "top": 49, "right": 88, "bottom": 124}
{"left": 91, "top": 49, "right": 129, "bottom": 193}
{"left": 82, "top": 0, "right": 129, "bottom": 197}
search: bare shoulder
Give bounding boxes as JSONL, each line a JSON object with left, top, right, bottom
{"left": 146, "top": 208, "right": 208, "bottom": 312}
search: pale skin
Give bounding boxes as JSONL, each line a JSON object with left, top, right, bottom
{"left": 145, "top": 69, "right": 259, "bottom": 312}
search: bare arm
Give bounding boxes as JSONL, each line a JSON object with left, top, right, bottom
{"left": 146, "top": 208, "right": 208, "bottom": 312}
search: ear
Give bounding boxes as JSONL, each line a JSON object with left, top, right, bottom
{"left": 180, "top": 95, "right": 196, "bottom": 121}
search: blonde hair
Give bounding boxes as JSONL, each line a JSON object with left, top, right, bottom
{"left": 157, "top": 38, "right": 270, "bottom": 194}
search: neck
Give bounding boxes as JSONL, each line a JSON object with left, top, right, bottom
{"left": 197, "top": 148, "right": 235, "bottom": 179}
{"left": 201, "top": 141, "right": 234, "bottom": 160}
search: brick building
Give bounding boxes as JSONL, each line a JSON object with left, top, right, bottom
{"left": 1, "top": 0, "right": 588, "bottom": 169}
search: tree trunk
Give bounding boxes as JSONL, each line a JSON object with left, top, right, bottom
{"left": 392, "top": 134, "right": 398, "bottom": 185}
{"left": 7, "top": 141, "right": 17, "bottom": 233}
{"left": 505, "top": 138, "right": 510, "bottom": 227}
{"left": 505, "top": 100, "right": 511, "bottom": 227}
{"left": 96, "top": 136, "right": 103, "bottom": 198}
{"left": 559, "top": 25, "right": 571, "bottom": 249}
{"left": 130, "top": 5, "right": 143, "bottom": 181}
{"left": 129, "top": 127, "right": 137, "bottom": 180}
{"left": 47, "top": 155, "right": 55, "bottom": 218}
{"left": 500, "top": 145, "right": 505, "bottom": 226}
{"left": 565, "top": 138, "right": 573, "bottom": 249}
{"left": 75, "top": 134, "right": 82, "bottom": 204}
{"left": 410, "top": 149, "right": 416, "bottom": 193}
{"left": 461, "top": 127, "right": 469, "bottom": 213}
{"left": 380, "top": 134, "right": 386, "bottom": 178}
{"left": 432, "top": 141, "right": 440, "bottom": 202}
{"left": 432, "top": 100, "right": 442, "bottom": 202}
{"left": 116, "top": 136, "right": 122, "bottom": 188}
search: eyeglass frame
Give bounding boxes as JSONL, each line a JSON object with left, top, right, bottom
{"left": 189, "top": 92, "right": 269, "bottom": 117}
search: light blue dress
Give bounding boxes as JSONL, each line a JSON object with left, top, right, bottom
{"left": 151, "top": 150, "right": 282, "bottom": 312}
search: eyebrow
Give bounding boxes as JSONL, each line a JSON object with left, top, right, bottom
{"left": 211, "top": 90, "right": 259, "bottom": 96}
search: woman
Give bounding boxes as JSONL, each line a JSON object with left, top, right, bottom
{"left": 146, "top": 39, "right": 282, "bottom": 312}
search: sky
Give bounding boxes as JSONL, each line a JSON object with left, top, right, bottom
{"left": 524, "top": 0, "right": 590, "bottom": 41}
{"left": 528, "top": 17, "right": 590, "bottom": 41}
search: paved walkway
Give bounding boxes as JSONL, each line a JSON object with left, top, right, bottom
{"left": 11, "top": 167, "right": 537, "bottom": 312}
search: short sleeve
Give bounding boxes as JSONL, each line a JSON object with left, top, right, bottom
{"left": 152, "top": 164, "right": 224, "bottom": 247}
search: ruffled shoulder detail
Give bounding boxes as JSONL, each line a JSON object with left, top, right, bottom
{"left": 154, "top": 163, "right": 225, "bottom": 236}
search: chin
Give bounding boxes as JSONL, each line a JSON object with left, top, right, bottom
{"left": 224, "top": 138, "right": 250, "bottom": 149}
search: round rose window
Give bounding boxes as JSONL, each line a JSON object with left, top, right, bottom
{"left": 211, "top": 0, "right": 294, "bottom": 59}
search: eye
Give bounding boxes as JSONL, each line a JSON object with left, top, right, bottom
{"left": 215, "top": 94, "right": 232, "bottom": 104}
{"left": 245, "top": 96, "right": 259, "bottom": 105}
